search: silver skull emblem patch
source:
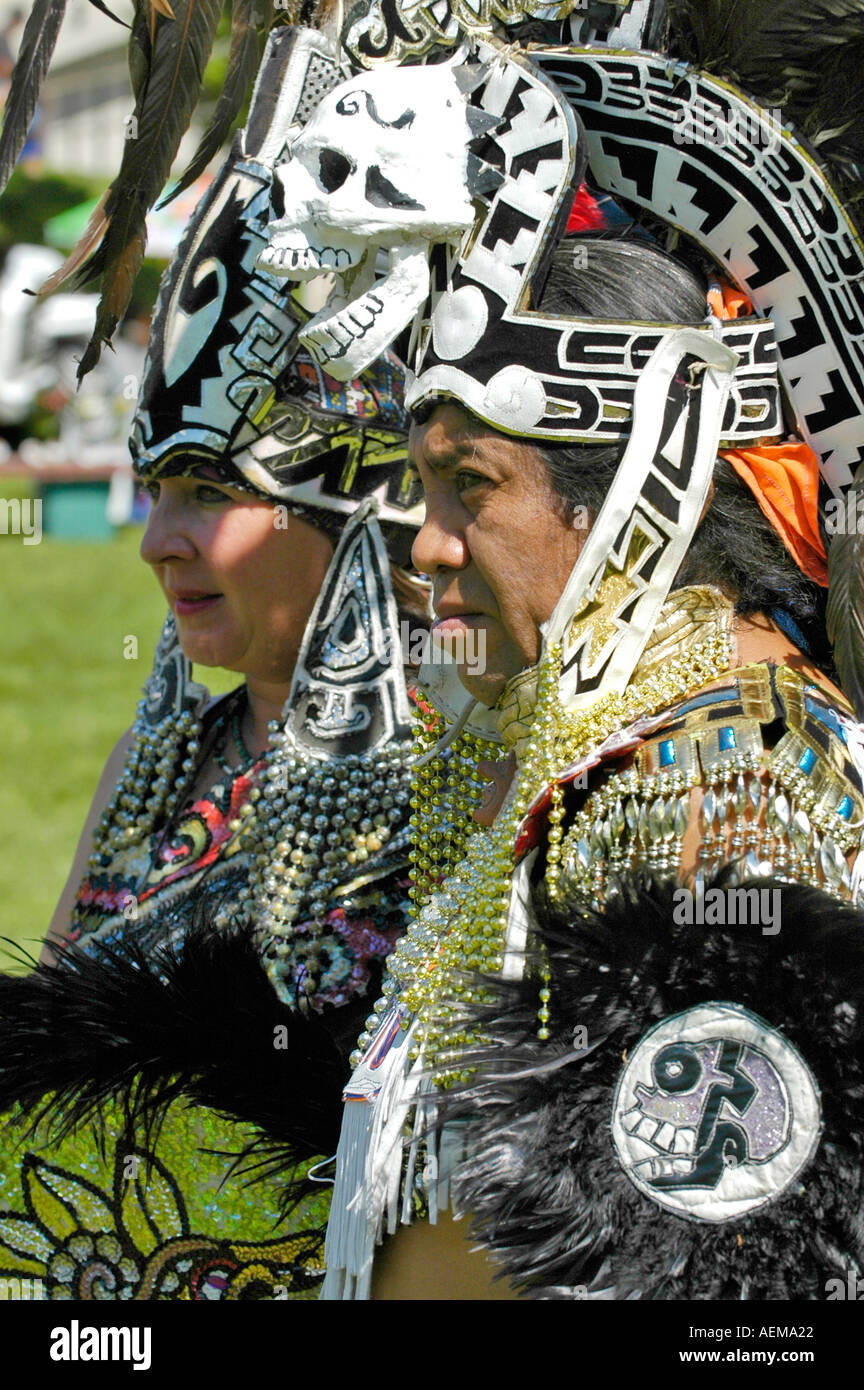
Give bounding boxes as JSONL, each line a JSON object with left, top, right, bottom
{"left": 611, "top": 1002, "right": 821, "bottom": 1223}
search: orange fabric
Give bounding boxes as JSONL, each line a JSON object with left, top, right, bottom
{"left": 720, "top": 443, "right": 828, "bottom": 586}
{"left": 707, "top": 279, "right": 753, "bottom": 321}
{"left": 708, "top": 277, "right": 826, "bottom": 585}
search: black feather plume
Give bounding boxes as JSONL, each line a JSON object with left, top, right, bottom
{"left": 666, "top": 0, "right": 864, "bottom": 203}
{"left": 18, "top": 0, "right": 272, "bottom": 375}
{"left": 441, "top": 871, "right": 864, "bottom": 1300}
{"left": 0, "top": 915, "right": 357, "bottom": 1200}
{"left": 73, "top": 0, "right": 225, "bottom": 375}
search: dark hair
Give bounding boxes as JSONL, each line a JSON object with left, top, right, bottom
{"left": 535, "top": 236, "right": 830, "bottom": 663}
{"left": 540, "top": 235, "right": 708, "bottom": 322}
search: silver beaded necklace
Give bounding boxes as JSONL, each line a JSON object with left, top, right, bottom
{"left": 73, "top": 505, "right": 418, "bottom": 1005}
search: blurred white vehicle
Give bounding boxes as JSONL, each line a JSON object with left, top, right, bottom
{"left": 0, "top": 243, "right": 143, "bottom": 456}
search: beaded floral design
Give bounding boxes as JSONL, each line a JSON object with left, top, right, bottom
{"left": 0, "top": 1122, "right": 326, "bottom": 1301}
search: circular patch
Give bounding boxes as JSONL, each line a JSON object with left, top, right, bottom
{"left": 611, "top": 1002, "right": 821, "bottom": 1223}
{"left": 482, "top": 365, "right": 547, "bottom": 431}
{"left": 431, "top": 285, "right": 488, "bottom": 361}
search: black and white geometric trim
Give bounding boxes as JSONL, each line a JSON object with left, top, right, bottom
{"left": 538, "top": 50, "right": 864, "bottom": 493}
{"left": 406, "top": 43, "right": 782, "bottom": 448}
{"left": 286, "top": 500, "right": 413, "bottom": 759}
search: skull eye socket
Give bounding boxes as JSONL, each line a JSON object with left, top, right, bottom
{"left": 653, "top": 1043, "right": 702, "bottom": 1094}
{"left": 365, "top": 164, "right": 424, "bottom": 211}
{"left": 319, "top": 149, "right": 354, "bottom": 194}
{"left": 270, "top": 177, "right": 285, "bottom": 221}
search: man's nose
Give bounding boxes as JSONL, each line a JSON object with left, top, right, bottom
{"left": 139, "top": 495, "right": 197, "bottom": 566}
{"left": 411, "top": 497, "right": 469, "bottom": 576}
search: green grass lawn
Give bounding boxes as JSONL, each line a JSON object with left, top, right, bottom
{"left": 0, "top": 505, "right": 239, "bottom": 966}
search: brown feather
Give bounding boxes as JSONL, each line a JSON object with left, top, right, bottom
{"left": 129, "top": 2, "right": 154, "bottom": 98}
{"left": 36, "top": 191, "right": 111, "bottom": 297}
{"left": 0, "top": 0, "right": 68, "bottom": 194}
{"left": 827, "top": 485, "right": 864, "bottom": 720}
{"left": 77, "top": 226, "right": 148, "bottom": 379}
{"left": 50, "top": 0, "right": 224, "bottom": 371}
{"left": 161, "top": 0, "right": 273, "bottom": 204}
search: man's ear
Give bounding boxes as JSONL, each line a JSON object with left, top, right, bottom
{"left": 698, "top": 476, "right": 715, "bottom": 526}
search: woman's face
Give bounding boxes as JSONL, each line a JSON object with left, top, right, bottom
{"left": 139, "top": 472, "right": 334, "bottom": 689}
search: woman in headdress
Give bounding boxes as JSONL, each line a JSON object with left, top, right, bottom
{"left": 0, "top": 44, "right": 427, "bottom": 1301}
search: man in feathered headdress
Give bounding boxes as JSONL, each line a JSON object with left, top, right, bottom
{"left": 252, "top": 0, "right": 864, "bottom": 1300}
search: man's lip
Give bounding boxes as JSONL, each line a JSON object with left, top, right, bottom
{"left": 432, "top": 602, "right": 487, "bottom": 621}
{"left": 431, "top": 613, "right": 486, "bottom": 635}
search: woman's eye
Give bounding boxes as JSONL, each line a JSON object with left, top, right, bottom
{"left": 195, "top": 484, "right": 231, "bottom": 504}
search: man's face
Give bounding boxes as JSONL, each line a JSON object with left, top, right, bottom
{"left": 410, "top": 403, "right": 587, "bottom": 705}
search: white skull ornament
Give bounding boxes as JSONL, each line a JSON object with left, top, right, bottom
{"left": 257, "top": 63, "right": 479, "bottom": 380}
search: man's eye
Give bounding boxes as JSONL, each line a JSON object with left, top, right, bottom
{"left": 143, "top": 482, "right": 160, "bottom": 502}
{"left": 454, "top": 470, "right": 488, "bottom": 494}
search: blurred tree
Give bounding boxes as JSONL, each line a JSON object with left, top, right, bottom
{"left": 0, "top": 167, "right": 104, "bottom": 252}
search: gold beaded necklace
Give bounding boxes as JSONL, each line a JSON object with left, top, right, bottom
{"left": 353, "top": 613, "right": 731, "bottom": 1084}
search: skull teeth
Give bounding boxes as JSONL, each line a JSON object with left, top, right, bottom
{"left": 294, "top": 243, "right": 430, "bottom": 381}
{"left": 635, "top": 1155, "right": 695, "bottom": 1182}
{"left": 301, "top": 291, "right": 385, "bottom": 365}
{"left": 621, "top": 1109, "right": 696, "bottom": 1156}
{"left": 654, "top": 1122, "right": 677, "bottom": 1151}
{"left": 256, "top": 244, "right": 355, "bottom": 276}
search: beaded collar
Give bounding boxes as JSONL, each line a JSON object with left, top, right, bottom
{"left": 495, "top": 585, "right": 735, "bottom": 766}
{"left": 351, "top": 584, "right": 735, "bottom": 1078}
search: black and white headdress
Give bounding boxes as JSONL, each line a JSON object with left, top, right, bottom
{"left": 130, "top": 25, "right": 424, "bottom": 545}
{"left": 7, "top": 2, "right": 863, "bottom": 696}
{"left": 77, "top": 25, "right": 430, "bottom": 998}
{"left": 257, "top": 1, "right": 864, "bottom": 713}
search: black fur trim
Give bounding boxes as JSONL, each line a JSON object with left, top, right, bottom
{"left": 0, "top": 916, "right": 365, "bottom": 1200}
{"left": 443, "top": 873, "right": 864, "bottom": 1300}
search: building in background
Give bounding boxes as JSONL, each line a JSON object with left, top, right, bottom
{"left": 0, "top": 0, "right": 203, "bottom": 181}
